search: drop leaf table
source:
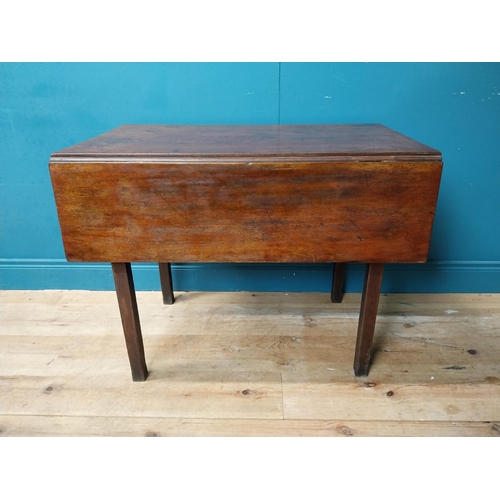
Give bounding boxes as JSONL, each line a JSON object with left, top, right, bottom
{"left": 49, "top": 124, "right": 443, "bottom": 381}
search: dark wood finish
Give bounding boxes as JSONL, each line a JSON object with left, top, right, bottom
{"left": 48, "top": 125, "right": 443, "bottom": 381}
{"left": 331, "top": 263, "right": 346, "bottom": 303}
{"left": 158, "top": 262, "right": 174, "bottom": 305}
{"left": 111, "top": 263, "right": 148, "bottom": 381}
{"left": 353, "top": 264, "right": 385, "bottom": 377}
{"left": 49, "top": 160, "right": 441, "bottom": 263}
{"left": 50, "top": 124, "right": 441, "bottom": 161}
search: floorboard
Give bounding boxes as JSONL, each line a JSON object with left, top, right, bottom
{"left": 1, "top": 290, "right": 499, "bottom": 436}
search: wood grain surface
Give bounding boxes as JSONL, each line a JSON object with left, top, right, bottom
{"left": 49, "top": 160, "right": 442, "bottom": 263}
{"left": 1, "top": 290, "right": 499, "bottom": 437}
{"left": 49, "top": 124, "right": 441, "bottom": 161}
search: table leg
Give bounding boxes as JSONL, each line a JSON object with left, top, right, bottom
{"left": 353, "top": 263, "right": 384, "bottom": 377}
{"left": 111, "top": 263, "right": 148, "bottom": 381}
{"left": 330, "top": 263, "right": 346, "bottom": 303}
{"left": 158, "top": 262, "right": 175, "bottom": 305}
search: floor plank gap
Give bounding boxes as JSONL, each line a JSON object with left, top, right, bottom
{"left": 1, "top": 290, "right": 499, "bottom": 436}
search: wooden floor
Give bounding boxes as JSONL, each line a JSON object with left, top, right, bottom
{"left": 1, "top": 290, "right": 499, "bottom": 436}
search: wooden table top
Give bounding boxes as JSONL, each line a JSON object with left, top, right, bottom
{"left": 50, "top": 124, "right": 441, "bottom": 163}
{"left": 49, "top": 123, "right": 443, "bottom": 264}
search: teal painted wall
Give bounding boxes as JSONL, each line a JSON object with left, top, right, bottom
{"left": 1, "top": 63, "right": 499, "bottom": 292}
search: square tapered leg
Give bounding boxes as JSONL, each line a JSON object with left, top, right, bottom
{"left": 158, "top": 262, "right": 175, "bottom": 305}
{"left": 353, "top": 263, "right": 384, "bottom": 377}
{"left": 112, "top": 262, "right": 148, "bottom": 381}
{"left": 331, "top": 263, "right": 346, "bottom": 303}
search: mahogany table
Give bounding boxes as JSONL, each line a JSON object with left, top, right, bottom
{"left": 49, "top": 124, "right": 443, "bottom": 381}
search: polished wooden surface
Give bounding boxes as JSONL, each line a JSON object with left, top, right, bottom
{"left": 50, "top": 124, "right": 441, "bottom": 160}
{"left": 50, "top": 124, "right": 442, "bottom": 264}
{"left": 49, "top": 160, "right": 441, "bottom": 263}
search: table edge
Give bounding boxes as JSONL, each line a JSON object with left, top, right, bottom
{"left": 49, "top": 153, "right": 443, "bottom": 164}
